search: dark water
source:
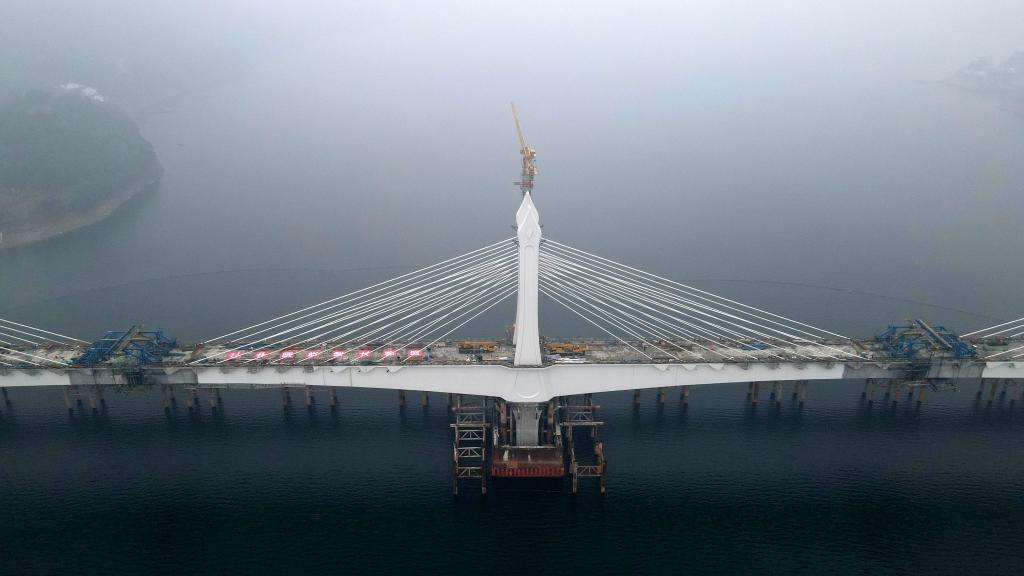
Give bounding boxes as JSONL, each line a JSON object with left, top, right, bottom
{"left": 2, "top": 45, "right": 1024, "bottom": 575}
{"left": 2, "top": 381, "right": 1023, "bottom": 575}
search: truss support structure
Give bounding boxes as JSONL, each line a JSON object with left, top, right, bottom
{"left": 451, "top": 396, "right": 490, "bottom": 495}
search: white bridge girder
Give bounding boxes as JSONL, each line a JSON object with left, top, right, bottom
{"left": 3, "top": 362, "right": 1023, "bottom": 401}
{"left": 194, "top": 362, "right": 846, "bottom": 402}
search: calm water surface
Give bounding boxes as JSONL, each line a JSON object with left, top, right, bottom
{"left": 2, "top": 382, "right": 1023, "bottom": 575}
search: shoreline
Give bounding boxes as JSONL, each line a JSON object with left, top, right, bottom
{"left": 0, "top": 165, "right": 163, "bottom": 251}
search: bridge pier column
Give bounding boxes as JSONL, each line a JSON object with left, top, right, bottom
{"left": 498, "top": 399, "right": 509, "bottom": 445}
{"left": 747, "top": 382, "right": 754, "bottom": 398}
{"left": 916, "top": 384, "right": 926, "bottom": 405}
{"left": 329, "top": 387, "right": 338, "bottom": 409}
{"left": 750, "top": 382, "right": 760, "bottom": 405}
{"left": 977, "top": 380, "right": 986, "bottom": 398}
{"left": 209, "top": 388, "right": 221, "bottom": 411}
{"left": 988, "top": 380, "right": 999, "bottom": 405}
{"left": 657, "top": 388, "right": 666, "bottom": 405}
{"left": 633, "top": 390, "right": 641, "bottom": 406}
{"left": 798, "top": 381, "right": 807, "bottom": 405}
{"left": 89, "top": 386, "right": 100, "bottom": 412}
{"left": 867, "top": 380, "right": 877, "bottom": 405}
{"left": 884, "top": 379, "right": 893, "bottom": 401}
{"left": 281, "top": 387, "right": 290, "bottom": 408}
{"left": 680, "top": 386, "right": 690, "bottom": 406}
{"left": 305, "top": 385, "right": 314, "bottom": 407}
{"left": 421, "top": 391, "right": 429, "bottom": 407}
{"left": 398, "top": 390, "right": 406, "bottom": 408}
{"left": 63, "top": 386, "right": 73, "bottom": 414}
{"left": 546, "top": 399, "right": 556, "bottom": 444}
{"left": 160, "top": 385, "right": 170, "bottom": 411}
{"left": 771, "top": 381, "right": 783, "bottom": 405}
{"left": 188, "top": 388, "right": 198, "bottom": 411}
{"left": 1, "top": 387, "right": 8, "bottom": 406}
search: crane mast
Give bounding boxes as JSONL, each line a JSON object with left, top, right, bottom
{"left": 511, "top": 102, "right": 537, "bottom": 196}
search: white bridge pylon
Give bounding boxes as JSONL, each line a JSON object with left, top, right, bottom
{"left": 187, "top": 190, "right": 867, "bottom": 383}
{"left": 513, "top": 191, "right": 542, "bottom": 366}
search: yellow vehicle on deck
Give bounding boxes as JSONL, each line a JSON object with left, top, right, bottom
{"left": 545, "top": 342, "right": 587, "bottom": 357}
{"left": 457, "top": 341, "right": 498, "bottom": 354}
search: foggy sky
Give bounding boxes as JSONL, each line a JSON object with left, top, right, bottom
{"left": 1, "top": 0, "right": 1022, "bottom": 339}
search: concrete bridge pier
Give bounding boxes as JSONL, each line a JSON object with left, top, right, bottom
{"left": 304, "top": 385, "right": 314, "bottom": 408}
{"left": 209, "top": 388, "right": 221, "bottom": 411}
{"left": 633, "top": 389, "right": 641, "bottom": 406}
{"left": 988, "top": 380, "right": 999, "bottom": 405}
{"left": 398, "top": 390, "right": 406, "bottom": 408}
{"left": 63, "top": 386, "right": 72, "bottom": 414}
{"left": 771, "top": 381, "right": 783, "bottom": 405}
{"left": 750, "top": 382, "right": 760, "bottom": 405}
{"left": 329, "top": 387, "right": 338, "bottom": 409}
{"left": 680, "top": 385, "right": 691, "bottom": 406}
{"left": 1, "top": 386, "right": 8, "bottom": 406}
{"left": 657, "top": 388, "right": 666, "bottom": 405}
{"left": 977, "top": 380, "right": 986, "bottom": 398}
{"left": 280, "top": 387, "right": 290, "bottom": 408}
{"left": 790, "top": 380, "right": 808, "bottom": 404}
{"left": 90, "top": 386, "right": 100, "bottom": 411}
{"left": 421, "top": 391, "right": 429, "bottom": 407}
{"left": 510, "top": 403, "right": 542, "bottom": 445}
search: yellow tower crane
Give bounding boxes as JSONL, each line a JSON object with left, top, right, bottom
{"left": 511, "top": 102, "right": 537, "bottom": 196}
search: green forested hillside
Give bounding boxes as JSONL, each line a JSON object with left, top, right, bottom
{"left": 0, "top": 89, "right": 159, "bottom": 231}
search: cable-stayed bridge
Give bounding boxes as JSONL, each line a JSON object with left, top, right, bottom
{"left": 3, "top": 191, "right": 1020, "bottom": 390}
{"left": 2, "top": 114, "right": 1023, "bottom": 493}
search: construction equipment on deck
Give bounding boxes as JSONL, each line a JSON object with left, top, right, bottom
{"left": 545, "top": 342, "right": 587, "bottom": 356}
{"left": 76, "top": 326, "right": 177, "bottom": 366}
{"left": 876, "top": 318, "right": 976, "bottom": 359}
{"left": 458, "top": 341, "right": 498, "bottom": 354}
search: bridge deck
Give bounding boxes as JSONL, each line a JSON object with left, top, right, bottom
{"left": 2, "top": 336, "right": 1022, "bottom": 370}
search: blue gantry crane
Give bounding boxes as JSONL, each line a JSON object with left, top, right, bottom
{"left": 76, "top": 325, "right": 177, "bottom": 366}
{"left": 875, "top": 318, "right": 976, "bottom": 359}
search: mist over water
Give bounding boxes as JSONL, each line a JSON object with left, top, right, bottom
{"left": 1, "top": 1, "right": 1023, "bottom": 574}
{"left": 2, "top": 1, "right": 1023, "bottom": 340}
